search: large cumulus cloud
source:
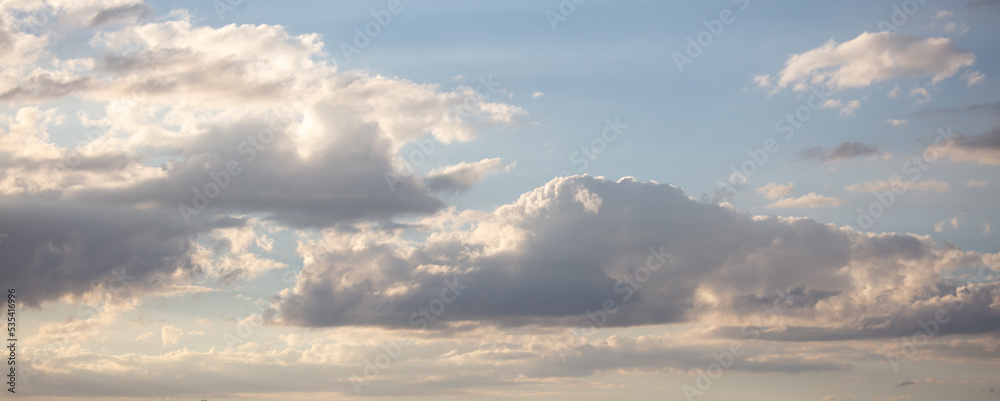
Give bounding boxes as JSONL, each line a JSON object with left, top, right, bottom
{"left": 272, "top": 175, "right": 998, "bottom": 340}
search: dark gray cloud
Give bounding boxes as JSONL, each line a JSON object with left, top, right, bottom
{"left": 950, "top": 126, "right": 1000, "bottom": 148}
{"left": 968, "top": 0, "right": 1000, "bottom": 9}
{"left": 57, "top": 111, "right": 446, "bottom": 228}
{"left": 938, "top": 125, "right": 1000, "bottom": 164}
{"left": 914, "top": 101, "right": 1000, "bottom": 116}
{"left": 0, "top": 200, "right": 239, "bottom": 307}
{"left": 797, "top": 142, "right": 882, "bottom": 162}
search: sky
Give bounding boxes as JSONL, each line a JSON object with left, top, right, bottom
{"left": 0, "top": 0, "right": 999, "bottom": 400}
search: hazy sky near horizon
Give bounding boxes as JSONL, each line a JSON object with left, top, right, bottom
{"left": 1, "top": 0, "right": 999, "bottom": 400}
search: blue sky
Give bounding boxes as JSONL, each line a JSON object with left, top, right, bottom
{"left": 157, "top": 0, "right": 1000, "bottom": 249}
{"left": 1, "top": 1, "right": 999, "bottom": 400}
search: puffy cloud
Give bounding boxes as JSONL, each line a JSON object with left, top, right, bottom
{"left": 0, "top": 5, "right": 525, "bottom": 231}
{"left": 762, "top": 32, "right": 975, "bottom": 92}
{"left": 0, "top": 198, "right": 219, "bottom": 307}
{"left": 161, "top": 325, "right": 183, "bottom": 345}
{"left": 887, "top": 119, "right": 909, "bottom": 127}
{"left": 272, "top": 176, "right": 997, "bottom": 342}
{"left": 798, "top": 142, "right": 882, "bottom": 162}
{"left": 425, "top": 158, "right": 513, "bottom": 194}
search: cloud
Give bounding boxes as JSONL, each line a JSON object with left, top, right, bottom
{"left": 962, "top": 70, "right": 986, "bottom": 86}
{"left": 933, "top": 10, "right": 953, "bottom": 18}
{"left": 762, "top": 32, "right": 975, "bottom": 92}
{"left": 823, "top": 99, "right": 862, "bottom": 116}
{"left": 982, "top": 223, "right": 991, "bottom": 235}
{"left": 161, "top": 325, "right": 183, "bottom": 345}
{"left": 968, "top": 0, "right": 1000, "bottom": 9}
{"left": 89, "top": 2, "right": 154, "bottom": 27}
{"left": 757, "top": 182, "right": 795, "bottom": 200}
{"left": 0, "top": 198, "right": 221, "bottom": 307}
{"left": 966, "top": 179, "right": 988, "bottom": 187}
{"left": 272, "top": 175, "right": 995, "bottom": 341}
{"left": 910, "top": 87, "right": 932, "bottom": 105}
{"left": 845, "top": 177, "right": 949, "bottom": 193}
{"left": 797, "top": 142, "right": 882, "bottom": 162}
{"left": 764, "top": 193, "right": 844, "bottom": 209}
{"left": 895, "top": 378, "right": 992, "bottom": 387}
{"left": 0, "top": 8, "right": 527, "bottom": 229}
{"left": 914, "top": 101, "right": 1000, "bottom": 116}
{"left": 424, "top": 158, "right": 513, "bottom": 194}
{"left": 886, "top": 119, "right": 909, "bottom": 127}
{"left": 937, "top": 126, "right": 1000, "bottom": 165}
{"left": 934, "top": 216, "right": 961, "bottom": 233}
{"left": 532, "top": 91, "right": 544, "bottom": 99}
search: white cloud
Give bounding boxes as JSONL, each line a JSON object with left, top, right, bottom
{"left": 532, "top": 91, "right": 544, "bottom": 99}
{"left": 823, "top": 99, "right": 862, "bottom": 116}
{"left": 982, "top": 223, "right": 991, "bottom": 235}
{"left": 966, "top": 179, "right": 989, "bottom": 187}
{"left": 933, "top": 10, "right": 953, "bottom": 18}
{"left": 962, "top": 70, "right": 986, "bottom": 86}
{"left": 757, "top": 182, "right": 795, "bottom": 200}
{"left": 424, "top": 158, "right": 514, "bottom": 194}
{"left": 766, "top": 32, "right": 975, "bottom": 92}
{"left": 934, "top": 216, "right": 961, "bottom": 233}
{"left": 886, "top": 118, "right": 909, "bottom": 127}
{"left": 161, "top": 325, "right": 183, "bottom": 346}
{"left": 888, "top": 85, "right": 900, "bottom": 98}
{"left": 910, "top": 87, "right": 932, "bottom": 105}
{"left": 845, "top": 177, "right": 949, "bottom": 193}
{"left": 764, "top": 193, "right": 844, "bottom": 209}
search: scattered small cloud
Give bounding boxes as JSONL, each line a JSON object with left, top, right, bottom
{"left": 161, "top": 325, "right": 184, "bottom": 346}
{"left": 934, "top": 216, "right": 961, "bottom": 233}
{"left": 888, "top": 86, "right": 900, "bottom": 99}
{"left": 845, "top": 177, "right": 949, "bottom": 193}
{"left": 823, "top": 98, "right": 862, "bottom": 116}
{"left": 962, "top": 70, "right": 985, "bottom": 86}
{"left": 765, "top": 193, "right": 844, "bottom": 209}
{"left": 933, "top": 10, "right": 953, "bottom": 18}
{"left": 982, "top": 223, "right": 992, "bottom": 235}
{"left": 425, "top": 158, "right": 515, "bottom": 194}
{"left": 798, "top": 142, "right": 882, "bottom": 162}
{"left": 757, "top": 182, "right": 795, "bottom": 200}
{"left": 532, "top": 91, "right": 544, "bottom": 99}
{"left": 910, "top": 87, "right": 932, "bottom": 105}
{"left": 886, "top": 119, "right": 909, "bottom": 127}
{"left": 966, "top": 179, "right": 988, "bottom": 187}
